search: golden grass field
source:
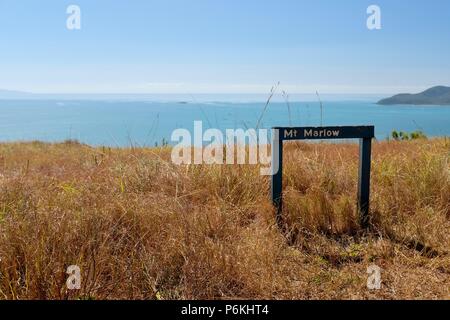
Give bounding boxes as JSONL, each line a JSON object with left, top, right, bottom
{"left": 0, "top": 138, "right": 449, "bottom": 300}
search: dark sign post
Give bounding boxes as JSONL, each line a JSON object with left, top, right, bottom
{"left": 271, "top": 126, "right": 375, "bottom": 229}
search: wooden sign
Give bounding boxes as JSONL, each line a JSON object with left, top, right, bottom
{"left": 271, "top": 126, "right": 375, "bottom": 228}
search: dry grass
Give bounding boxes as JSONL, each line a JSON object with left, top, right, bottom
{"left": 0, "top": 138, "right": 449, "bottom": 300}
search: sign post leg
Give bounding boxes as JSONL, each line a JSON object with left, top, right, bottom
{"left": 271, "top": 129, "right": 283, "bottom": 226}
{"left": 358, "top": 137, "right": 372, "bottom": 228}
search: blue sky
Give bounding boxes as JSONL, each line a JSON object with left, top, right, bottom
{"left": 1, "top": 0, "right": 450, "bottom": 94}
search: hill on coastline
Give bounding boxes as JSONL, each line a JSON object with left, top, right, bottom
{"left": 0, "top": 89, "right": 33, "bottom": 99}
{"left": 377, "top": 86, "right": 450, "bottom": 105}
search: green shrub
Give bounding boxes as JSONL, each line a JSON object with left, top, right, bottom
{"left": 391, "top": 130, "right": 427, "bottom": 141}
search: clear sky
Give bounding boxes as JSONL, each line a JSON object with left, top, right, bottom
{"left": 1, "top": 0, "right": 450, "bottom": 94}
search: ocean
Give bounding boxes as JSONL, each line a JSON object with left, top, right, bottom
{"left": 0, "top": 98, "right": 449, "bottom": 146}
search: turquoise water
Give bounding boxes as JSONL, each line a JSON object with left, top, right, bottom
{"left": 0, "top": 99, "right": 449, "bottom": 146}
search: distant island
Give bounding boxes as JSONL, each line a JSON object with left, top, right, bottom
{"left": 377, "top": 86, "right": 450, "bottom": 105}
{"left": 0, "top": 89, "right": 33, "bottom": 99}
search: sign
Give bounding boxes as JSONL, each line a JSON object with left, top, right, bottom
{"left": 271, "top": 126, "right": 375, "bottom": 229}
